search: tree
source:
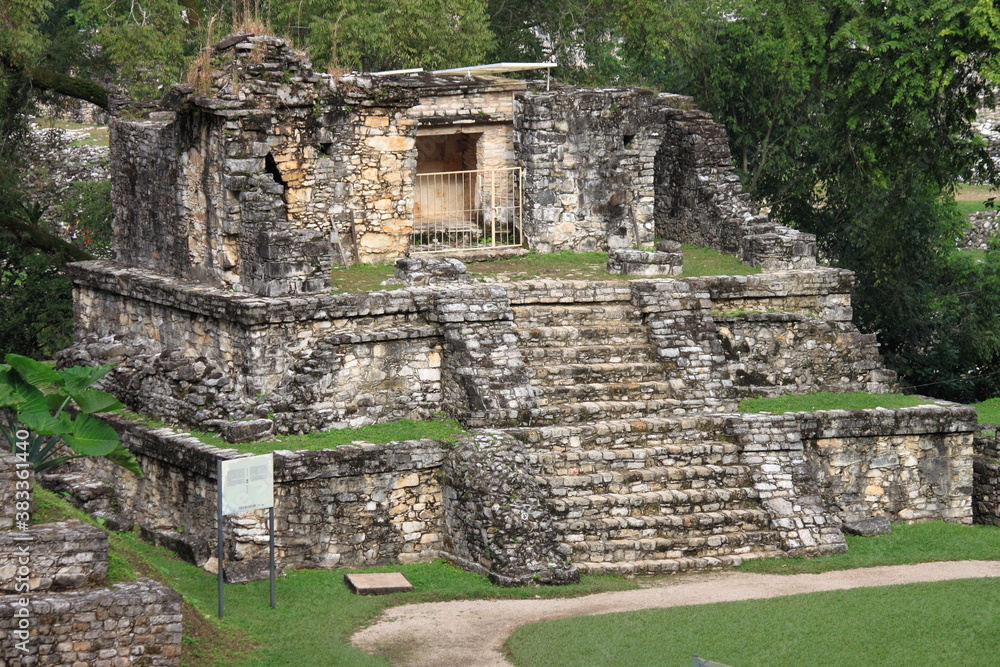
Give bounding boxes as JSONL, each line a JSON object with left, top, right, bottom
{"left": 666, "top": 0, "right": 1000, "bottom": 401}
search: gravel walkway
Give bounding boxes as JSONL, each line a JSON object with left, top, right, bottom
{"left": 351, "top": 560, "right": 1000, "bottom": 666}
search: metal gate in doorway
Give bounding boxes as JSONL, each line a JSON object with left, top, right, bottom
{"left": 410, "top": 167, "right": 523, "bottom": 255}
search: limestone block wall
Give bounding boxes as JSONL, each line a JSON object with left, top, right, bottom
{"left": 746, "top": 405, "right": 977, "bottom": 523}
{"left": 65, "top": 416, "right": 447, "bottom": 569}
{"left": 0, "top": 579, "right": 183, "bottom": 667}
{"left": 0, "top": 521, "right": 108, "bottom": 593}
{"left": 516, "top": 88, "right": 668, "bottom": 252}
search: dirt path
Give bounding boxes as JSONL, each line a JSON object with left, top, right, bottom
{"left": 351, "top": 560, "right": 1000, "bottom": 666}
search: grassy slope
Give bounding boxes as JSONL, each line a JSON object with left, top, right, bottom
{"left": 974, "top": 397, "right": 1000, "bottom": 425}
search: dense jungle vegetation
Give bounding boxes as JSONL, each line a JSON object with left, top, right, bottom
{"left": 3, "top": 0, "right": 1000, "bottom": 403}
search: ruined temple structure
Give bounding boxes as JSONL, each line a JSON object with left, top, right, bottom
{"left": 51, "top": 35, "right": 987, "bottom": 588}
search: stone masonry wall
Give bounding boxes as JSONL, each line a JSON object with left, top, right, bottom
{"left": 0, "top": 579, "right": 182, "bottom": 667}
{"left": 655, "top": 108, "right": 817, "bottom": 271}
{"left": 516, "top": 88, "right": 668, "bottom": 252}
{"left": 65, "top": 261, "right": 893, "bottom": 435}
{"left": 789, "top": 405, "right": 976, "bottom": 523}
{"left": 63, "top": 416, "right": 447, "bottom": 569}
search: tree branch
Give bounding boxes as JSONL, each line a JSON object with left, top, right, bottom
{"left": 0, "top": 214, "right": 95, "bottom": 266}
{"left": 27, "top": 67, "right": 110, "bottom": 111}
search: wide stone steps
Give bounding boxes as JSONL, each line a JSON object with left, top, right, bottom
{"left": 527, "top": 400, "right": 685, "bottom": 424}
{"left": 576, "top": 550, "right": 786, "bottom": 576}
{"left": 554, "top": 508, "right": 773, "bottom": 538}
{"left": 516, "top": 324, "right": 651, "bottom": 347}
{"left": 549, "top": 488, "right": 754, "bottom": 517}
{"left": 522, "top": 344, "right": 657, "bottom": 365}
{"left": 511, "top": 303, "right": 639, "bottom": 326}
{"left": 511, "top": 418, "right": 736, "bottom": 453}
{"left": 529, "top": 362, "right": 665, "bottom": 385}
{"left": 540, "top": 465, "right": 752, "bottom": 496}
{"left": 534, "top": 380, "right": 674, "bottom": 406}
{"left": 532, "top": 445, "right": 739, "bottom": 472}
{"left": 560, "top": 531, "right": 781, "bottom": 561}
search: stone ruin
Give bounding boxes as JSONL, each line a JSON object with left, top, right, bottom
{"left": 23, "top": 35, "right": 998, "bottom": 597}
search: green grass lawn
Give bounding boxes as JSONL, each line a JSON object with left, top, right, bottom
{"left": 737, "top": 520, "right": 1000, "bottom": 575}
{"left": 973, "top": 397, "right": 1000, "bottom": 425}
{"left": 955, "top": 184, "right": 996, "bottom": 216}
{"left": 505, "top": 577, "right": 1000, "bottom": 667}
{"left": 738, "top": 391, "right": 933, "bottom": 414}
{"left": 330, "top": 247, "right": 759, "bottom": 294}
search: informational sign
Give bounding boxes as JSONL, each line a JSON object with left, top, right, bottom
{"left": 220, "top": 454, "right": 274, "bottom": 515}
{"left": 216, "top": 453, "right": 276, "bottom": 618}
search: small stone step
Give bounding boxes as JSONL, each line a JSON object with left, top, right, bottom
{"left": 530, "top": 362, "right": 665, "bottom": 385}
{"left": 575, "top": 549, "right": 785, "bottom": 575}
{"left": 515, "top": 324, "right": 651, "bottom": 347}
{"left": 540, "top": 465, "right": 752, "bottom": 495}
{"left": 560, "top": 531, "right": 781, "bottom": 561}
{"left": 549, "top": 488, "right": 755, "bottom": 517}
{"left": 508, "top": 417, "right": 736, "bottom": 452}
{"left": 511, "top": 303, "right": 639, "bottom": 326}
{"left": 554, "top": 508, "right": 772, "bottom": 538}
{"left": 528, "top": 400, "right": 684, "bottom": 424}
{"left": 534, "top": 380, "right": 673, "bottom": 406}
{"left": 522, "top": 344, "right": 657, "bottom": 365}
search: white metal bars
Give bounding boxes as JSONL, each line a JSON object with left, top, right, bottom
{"left": 411, "top": 167, "right": 523, "bottom": 254}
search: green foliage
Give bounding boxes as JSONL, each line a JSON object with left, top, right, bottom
{"left": 506, "top": 577, "right": 1000, "bottom": 667}
{"left": 270, "top": 0, "right": 494, "bottom": 72}
{"left": 738, "top": 391, "right": 931, "bottom": 414}
{"left": 0, "top": 232, "right": 74, "bottom": 359}
{"left": 57, "top": 179, "right": 113, "bottom": 257}
{"left": 0, "top": 354, "right": 141, "bottom": 475}
{"left": 663, "top": 0, "right": 1000, "bottom": 402}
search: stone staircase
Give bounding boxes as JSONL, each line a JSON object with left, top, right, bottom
{"left": 512, "top": 302, "right": 682, "bottom": 424}
{"left": 505, "top": 418, "right": 787, "bottom": 575}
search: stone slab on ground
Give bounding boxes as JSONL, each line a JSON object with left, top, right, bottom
{"left": 345, "top": 572, "right": 414, "bottom": 595}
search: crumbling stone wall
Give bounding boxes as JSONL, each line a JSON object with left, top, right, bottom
{"left": 0, "top": 455, "right": 181, "bottom": 666}
{"left": 973, "top": 432, "right": 1000, "bottom": 525}
{"left": 654, "top": 108, "right": 816, "bottom": 270}
{"left": 959, "top": 210, "right": 999, "bottom": 251}
{"left": 442, "top": 432, "right": 578, "bottom": 586}
{"left": 516, "top": 88, "right": 669, "bottom": 252}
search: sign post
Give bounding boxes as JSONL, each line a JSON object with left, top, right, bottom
{"left": 216, "top": 453, "right": 276, "bottom": 618}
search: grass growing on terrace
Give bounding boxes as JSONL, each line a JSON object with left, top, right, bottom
{"left": 505, "top": 576, "right": 1000, "bottom": 667}
{"left": 955, "top": 183, "right": 995, "bottom": 216}
{"left": 973, "top": 397, "right": 1000, "bottom": 425}
{"left": 111, "top": 410, "right": 466, "bottom": 455}
{"left": 32, "top": 488, "right": 638, "bottom": 667}
{"left": 330, "top": 246, "right": 760, "bottom": 294}
{"left": 738, "top": 391, "right": 932, "bottom": 414}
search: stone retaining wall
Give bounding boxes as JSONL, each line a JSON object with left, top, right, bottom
{"left": 63, "top": 264, "right": 893, "bottom": 434}
{"left": 0, "top": 579, "right": 182, "bottom": 667}
{"left": 740, "top": 405, "right": 976, "bottom": 524}
{"left": 0, "top": 521, "right": 108, "bottom": 593}
{"left": 62, "top": 415, "right": 447, "bottom": 569}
